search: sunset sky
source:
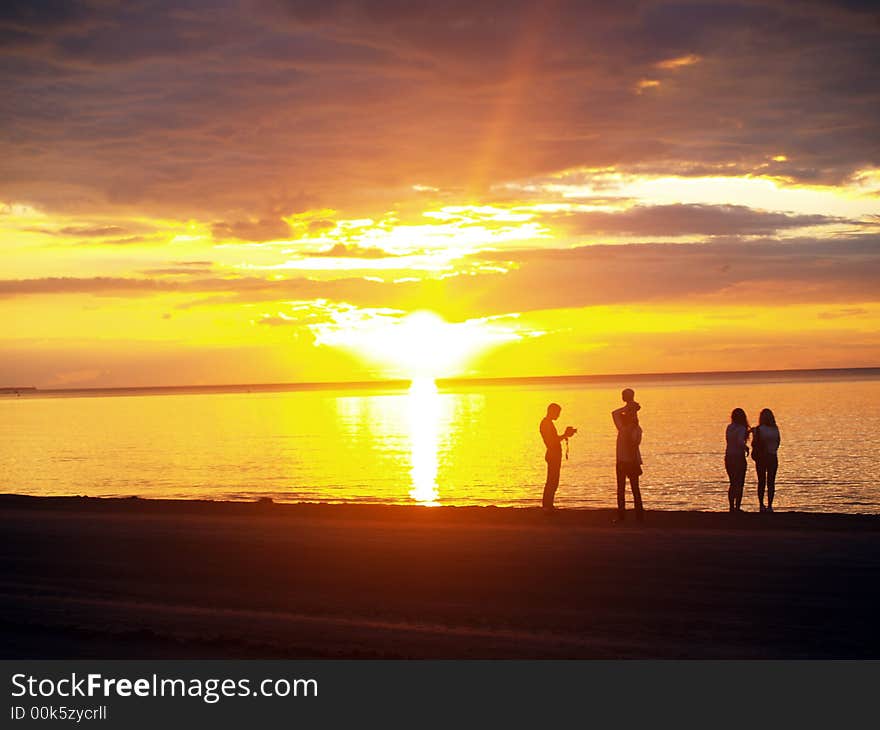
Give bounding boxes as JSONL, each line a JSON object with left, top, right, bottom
{"left": 3, "top": 0, "right": 880, "bottom": 387}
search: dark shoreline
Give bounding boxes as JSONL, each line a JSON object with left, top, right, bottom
{"left": 3, "top": 493, "right": 879, "bottom": 659}
{"left": 2, "top": 493, "right": 879, "bottom": 531}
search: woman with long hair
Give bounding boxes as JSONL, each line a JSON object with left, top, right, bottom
{"left": 725, "top": 408, "right": 750, "bottom": 512}
{"left": 752, "top": 408, "right": 781, "bottom": 512}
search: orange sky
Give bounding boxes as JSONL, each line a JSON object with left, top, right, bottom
{"left": 2, "top": 1, "right": 880, "bottom": 387}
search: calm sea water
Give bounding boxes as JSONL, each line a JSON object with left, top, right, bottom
{"left": 3, "top": 371, "right": 879, "bottom": 513}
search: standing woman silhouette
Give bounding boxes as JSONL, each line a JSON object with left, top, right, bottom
{"left": 752, "top": 408, "right": 781, "bottom": 512}
{"left": 612, "top": 389, "right": 644, "bottom": 523}
{"left": 725, "top": 408, "right": 750, "bottom": 512}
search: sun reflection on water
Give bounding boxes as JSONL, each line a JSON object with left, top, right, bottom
{"left": 407, "top": 377, "right": 442, "bottom": 505}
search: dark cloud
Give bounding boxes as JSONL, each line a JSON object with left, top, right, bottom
{"left": 0, "top": 0, "right": 99, "bottom": 44}
{"left": 0, "top": 276, "right": 181, "bottom": 296}
{"left": 79, "top": 235, "right": 153, "bottom": 246}
{"left": 212, "top": 217, "right": 292, "bottom": 241}
{"left": 33, "top": 231, "right": 160, "bottom": 246}
{"left": 0, "top": 274, "right": 388, "bottom": 303}
{"left": 1, "top": 1, "right": 877, "bottom": 217}
{"left": 454, "top": 235, "right": 880, "bottom": 315}
{"left": 25, "top": 222, "right": 158, "bottom": 238}
{"left": 3, "top": 236, "right": 879, "bottom": 318}
{"left": 552, "top": 204, "right": 845, "bottom": 237}
{"left": 56, "top": 225, "right": 131, "bottom": 236}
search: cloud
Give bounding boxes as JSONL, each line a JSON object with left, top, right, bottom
{"left": 24, "top": 221, "right": 159, "bottom": 239}
{"left": 44, "top": 367, "right": 107, "bottom": 387}
{"left": 81, "top": 235, "right": 154, "bottom": 246}
{"left": 3, "top": 236, "right": 879, "bottom": 318}
{"left": 212, "top": 217, "right": 291, "bottom": 242}
{"left": 310, "top": 243, "right": 397, "bottom": 258}
{"left": 140, "top": 266, "right": 215, "bottom": 275}
{"left": 308, "top": 219, "right": 335, "bottom": 233}
{"left": 1, "top": 0, "right": 878, "bottom": 218}
{"left": 139, "top": 260, "right": 216, "bottom": 275}
{"left": 0, "top": 0, "right": 99, "bottom": 47}
{"left": 0, "top": 340, "right": 369, "bottom": 389}
{"left": 655, "top": 54, "right": 701, "bottom": 70}
{"left": 817, "top": 307, "right": 869, "bottom": 320}
{"left": 0, "top": 274, "right": 392, "bottom": 305}
{"left": 473, "top": 321, "right": 880, "bottom": 378}
{"left": 552, "top": 204, "right": 846, "bottom": 237}
{"left": 47, "top": 225, "right": 132, "bottom": 236}
{"left": 456, "top": 235, "right": 880, "bottom": 314}
{"left": 256, "top": 314, "right": 297, "bottom": 326}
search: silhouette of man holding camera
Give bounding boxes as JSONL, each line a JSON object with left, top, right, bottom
{"left": 540, "top": 402, "right": 576, "bottom": 510}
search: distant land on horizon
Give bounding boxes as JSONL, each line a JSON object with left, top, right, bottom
{"left": 4, "top": 366, "right": 880, "bottom": 399}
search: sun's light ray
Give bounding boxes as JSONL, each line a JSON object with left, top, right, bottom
{"left": 468, "top": 1, "right": 558, "bottom": 194}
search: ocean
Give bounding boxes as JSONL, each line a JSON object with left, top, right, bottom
{"left": 3, "top": 368, "right": 879, "bottom": 513}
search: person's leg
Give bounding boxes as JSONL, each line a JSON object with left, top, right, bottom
{"left": 725, "top": 456, "right": 736, "bottom": 511}
{"left": 756, "top": 460, "right": 766, "bottom": 510}
{"left": 616, "top": 462, "right": 627, "bottom": 519}
{"left": 766, "top": 454, "right": 778, "bottom": 509}
{"left": 734, "top": 458, "right": 746, "bottom": 510}
{"left": 543, "top": 457, "right": 561, "bottom": 509}
{"left": 630, "top": 472, "right": 644, "bottom": 519}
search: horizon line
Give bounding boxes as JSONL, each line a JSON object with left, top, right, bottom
{"left": 4, "top": 364, "right": 880, "bottom": 396}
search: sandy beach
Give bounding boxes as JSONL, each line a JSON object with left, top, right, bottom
{"left": 2, "top": 495, "right": 878, "bottom": 659}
